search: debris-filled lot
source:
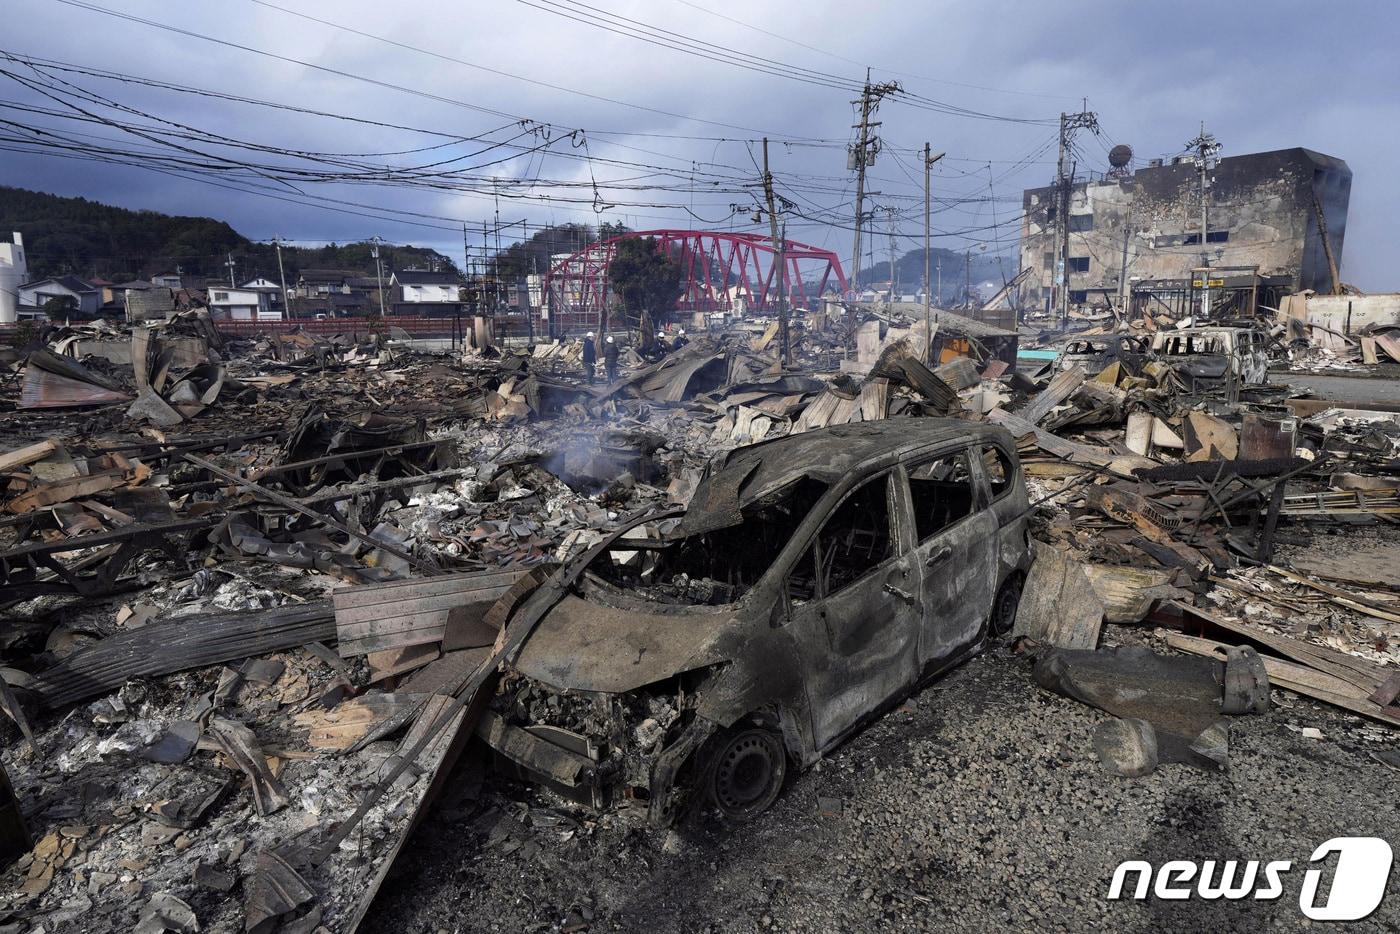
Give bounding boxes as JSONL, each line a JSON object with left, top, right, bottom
{"left": 2, "top": 303, "right": 1399, "bottom": 932}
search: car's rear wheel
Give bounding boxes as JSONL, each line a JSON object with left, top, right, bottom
{"left": 990, "top": 573, "right": 1024, "bottom": 638}
{"left": 704, "top": 726, "right": 786, "bottom": 821}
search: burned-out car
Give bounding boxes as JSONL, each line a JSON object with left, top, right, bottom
{"left": 1056, "top": 335, "right": 1150, "bottom": 377}
{"left": 480, "top": 419, "right": 1032, "bottom": 824}
{"left": 1150, "top": 326, "right": 1269, "bottom": 395}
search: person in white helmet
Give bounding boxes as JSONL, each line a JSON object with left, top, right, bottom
{"left": 603, "top": 334, "right": 619, "bottom": 382}
{"left": 581, "top": 331, "right": 597, "bottom": 384}
{"left": 671, "top": 327, "right": 689, "bottom": 352}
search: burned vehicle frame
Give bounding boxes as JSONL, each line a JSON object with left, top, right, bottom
{"left": 1150, "top": 326, "right": 1269, "bottom": 399}
{"left": 479, "top": 420, "right": 1033, "bottom": 825}
{"left": 1057, "top": 335, "right": 1150, "bottom": 378}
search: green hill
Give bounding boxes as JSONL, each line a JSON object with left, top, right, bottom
{"left": 0, "top": 186, "right": 457, "bottom": 283}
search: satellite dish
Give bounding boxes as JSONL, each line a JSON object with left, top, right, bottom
{"left": 1108, "top": 144, "right": 1133, "bottom": 168}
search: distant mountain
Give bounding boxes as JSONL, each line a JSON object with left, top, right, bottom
{"left": 0, "top": 186, "right": 457, "bottom": 283}
{"left": 854, "top": 246, "right": 1019, "bottom": 303}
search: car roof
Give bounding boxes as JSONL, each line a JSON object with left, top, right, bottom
{"left": 684, "top": 419, "right": 1008, "bottom": 533}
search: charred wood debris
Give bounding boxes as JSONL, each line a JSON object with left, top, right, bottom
{"left": 0, "top": 306, "right": 1397, "bottom": 932}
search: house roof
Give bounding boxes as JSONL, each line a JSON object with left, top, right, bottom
{"left": 114, "top": 279, "right": 153, "bottom": 290}
{"left": 393, "top": 269, "right": 461, "bottom": 286}
{"left": 23, "top": 275, "right": 98, "bottom": 294}
{"left": 298, "top": 268, "right": 364, "bottom": 281}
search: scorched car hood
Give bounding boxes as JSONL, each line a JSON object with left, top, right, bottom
{"left": 512, "top": 593, "right": 734, "bottom": 693}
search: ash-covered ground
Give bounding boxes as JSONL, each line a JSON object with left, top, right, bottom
{"left": 365, "top": 628, "right": 1400, "bottom": 934}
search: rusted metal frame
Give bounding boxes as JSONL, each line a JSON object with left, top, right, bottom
{"left": 249, "top": 440, "right": 441, "bottom": 482}
{"left": 2, "top": 520, "right": 211, "bottom": 601}
{"left": 184, "top": 454, "right": 439, "bottom": 575}
{"left": 93, "top": 429, "right": 282, "bottom": 462}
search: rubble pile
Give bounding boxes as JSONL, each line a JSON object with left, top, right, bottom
{"left": 0, "top": 302, "right": 1397, "bottom": 931}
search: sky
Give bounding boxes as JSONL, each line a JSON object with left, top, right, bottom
{"left": 1, "top": 0, "right": 1395, "bottom": 289}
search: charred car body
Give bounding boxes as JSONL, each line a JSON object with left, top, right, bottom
{"left": 480, "top": 420, "right": 1032, "bottom": 824}
{"left": 1056, "top": 335, "right": 1150, "bottom": 377}
{"left": 1150, "top": 326, "right": 1269, "bottom": 396}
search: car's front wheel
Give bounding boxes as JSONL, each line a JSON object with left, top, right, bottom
{"left": 702, "top": 726, "right": 787, "bottom": 821}
{"left": 990, "top": 573, "right": 1024, "bottom": 638}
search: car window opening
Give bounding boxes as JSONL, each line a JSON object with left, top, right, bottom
{"left": 908, "top": 453, "right": 976, "bottom": 542}
{"left": 591, "top": 476, "right": 830, "bottom": 605}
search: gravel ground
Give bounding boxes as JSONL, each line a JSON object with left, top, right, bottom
{"left": 363, "top": 627, "right": 1400, "bottom": 933}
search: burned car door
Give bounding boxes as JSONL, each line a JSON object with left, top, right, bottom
{"left": 900, "top": 448, "right": 998, "bottom": 665}
{"left": 782, "top": 471, "right": 920, "bottom": 750}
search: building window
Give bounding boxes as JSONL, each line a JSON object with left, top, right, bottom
{"left": 1068, "top": 290, "right": 1088, "bottom": 304}
{"left": 1206, "top": 230, "right": 1230, "bottom": 243}
{"left": 213, "top": 291, "right": 229, "bottom": 302}
{"left": 1068, "top": 214, "right": 1094, "bottom": 232}
{"left": 1068, "top": 257, "right": 1090, "bottom": 273}
{"left": 1043, "top": 252, "right": 1055, "bottom": 270}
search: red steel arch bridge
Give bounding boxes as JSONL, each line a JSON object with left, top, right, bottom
{"left": 541, "top": 229, "right": 847, "bottom": 334}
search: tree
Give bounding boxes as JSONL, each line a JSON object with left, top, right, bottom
{"left": 607, "top": 237, "right": 682, "bottom": 327}
{"left": 41, "top": 295, "right": 77, "bottom": 320}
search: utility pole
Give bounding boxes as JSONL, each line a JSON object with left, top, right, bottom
{"left": 849, "top": 72, "right": 900, "bottom": 307}
{"left": 936, "top": 258, "right": 942, "bottom": 308}
{"left": 274, "top": 237, "right": 291, "bottom": 320}
{"left": 1117, "top": 212, "right": 1132, "bottom": 318}
{"left": 923, "top": 144, "right": 945, "bottom": 354}
{"left": 1185, "top": 124, "right": 1221, "bottom": 317}
{"left": 225, "top": 253, "right": 236, "bottom": 288}
{"left": 761, "top": 137, "right": 790, "bottom": 365}
{"left": 371, "top": 237, "right": 387, "bottom": 320}
{"left": 1052, "top": 105, "right": 1099, "bottom": 326}
{"left": 886, "top": 208, "right": 897, "bottom": 309}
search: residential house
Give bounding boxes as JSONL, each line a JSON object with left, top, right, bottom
{"left": 18, "top": 276, "right": 101, "bottom": 316}
{"left": 150, "top": 272, "right": 183, "bottom": 289}
{"left": 295, "top": 268, "right": 363, "bottom": 298}
{"left": 390, "top": 269, "right": 462, "bottom": 316}
{"left": 240, "top": 277, "right": 284, "bottom": 308}
{"left": 208, "top": 286, "right": 279, "bottom": 321}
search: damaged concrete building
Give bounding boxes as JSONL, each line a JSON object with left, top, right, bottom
{"left": 1019, "top": 147, "right": 1352, "bottom": 316}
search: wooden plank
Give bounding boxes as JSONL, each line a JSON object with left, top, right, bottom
{"left": 334, "top": 569, "right": 528, "bottom": 656}
{"left": 4, "top": 471, "right": 127, "bottom": 515}
{"left": 1165, "top": 631, "right": 1400, "bottom": 729}
{"left": 1265, "top": 565, "right": 1400, "bottom": 625}
{"left": 1019, "top": 366, "right": 1085, "bottom": 426}
{"left": 1169, "top": 600, "right": 1385, "bottom": 694}
{"left": 331, "top": 569, "right": 523, "bottom": 609}
{"left": 0, "top": 441, "right": 58, "bottom": 474}
{"left": 1369, "top": 671, "right": 1400, "bottom": 708}
{"left": 337, "top": 588, "right": 517, "bottom": 629}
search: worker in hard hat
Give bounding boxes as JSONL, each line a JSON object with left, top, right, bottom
{"left": 671, "top": 327, "right": 689, "bottom": 351}
{"left": 603, "top": 334, "right": 620, "bottom": 383}
{"left": 581, "top": 331, "right": 597, "bottom": 384}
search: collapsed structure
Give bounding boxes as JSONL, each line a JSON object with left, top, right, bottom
{"left": 0, "top": 292, "right": 1396, "bottom": 931}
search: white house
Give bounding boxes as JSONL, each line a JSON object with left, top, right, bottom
{"left": 240, "top": 277, "right": 284, "bottom": 307}
{"left": 391, "top": 269, "right": 461, "bottom": 304}
{"left": 208, "top": 287, "right": 280, "bottom": 321}
{"left": 18, "top": 275, "right": 101, "bottom": 316}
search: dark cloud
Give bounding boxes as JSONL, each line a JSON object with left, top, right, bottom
{"left": 2, "top": 0, "right": 1393, "bottom": 286}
